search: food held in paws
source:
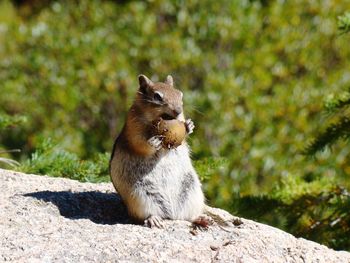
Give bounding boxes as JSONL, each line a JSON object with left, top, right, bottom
{"left": 154, "top": 118, "right": 186, "bottom": 149}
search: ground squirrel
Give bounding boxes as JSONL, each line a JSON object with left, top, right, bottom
{"left": 109, "top": 74, "right": 208, "bottom": 228}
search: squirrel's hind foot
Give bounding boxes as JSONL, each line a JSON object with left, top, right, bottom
{"left": 144, "top": 215, "right": 164, "bottom": 228}
{"left": 192, "top": 215, "right": 214, "bottom": 229}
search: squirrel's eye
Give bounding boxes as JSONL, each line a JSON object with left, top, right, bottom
{"left": 153, "top": 91, "right": 163, "bottom": 102}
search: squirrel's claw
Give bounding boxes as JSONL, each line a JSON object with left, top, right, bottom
{"left": 148, "top": 136, "right": 163, "bottom": 150}
{"left": 185, "top": 119, "right": 195, "bottom": 134}
{"left": 144, "top": 215, "right": 164, "bottom": 228}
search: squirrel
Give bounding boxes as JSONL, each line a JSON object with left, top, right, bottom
{"left": 109, "top": 74, "right": 211, "bottom": 228}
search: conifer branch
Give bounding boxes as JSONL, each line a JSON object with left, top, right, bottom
{"left": 304, "top": 116, "right": 350, "bottom": 155}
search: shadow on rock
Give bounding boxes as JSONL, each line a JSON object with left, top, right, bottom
{"left": 24, "top": 190, "right": 131, "bottom": 225}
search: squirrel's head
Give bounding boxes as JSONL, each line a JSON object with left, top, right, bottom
{"left": 136, "top": 74, "right": 184, "bottom": 122}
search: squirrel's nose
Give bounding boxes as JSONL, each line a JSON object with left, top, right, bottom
{"left": 173, "top": 106, "right": 183, "bottom": 116}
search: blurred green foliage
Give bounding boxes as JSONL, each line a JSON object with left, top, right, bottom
{"left": 0, "top": 112, "right": 27, "bottom": 130}
{"left": 295, "top": 13, "right": 350, "bottom": 249}
{"left": 0, "top": 111, "right": 25, "bottom": 166}
{"left": 1, "top": 0, "right": 350, "bottom": 250}
{"left": 305, "top": 13, "right": 350, "bottom": 155}
{"left": 338, "top": 12, "right": 350, "bottom": 34}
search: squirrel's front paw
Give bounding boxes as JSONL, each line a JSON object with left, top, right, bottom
{"left": 185, "top": 119, "right": 195, "bottom": 134}
{"left": 148, "top": 136, "right": 163, "bottom": 150}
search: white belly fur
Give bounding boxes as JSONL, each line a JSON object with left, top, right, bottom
{"left": 110, "top": 144, "right": 205, "bottom": 221}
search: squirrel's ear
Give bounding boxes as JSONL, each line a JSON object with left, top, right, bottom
{"left": 165, "top": 75, "right": 174, "bottom": 87}
{"left": 138, "top": 74, "right": 153, "bottom": 94}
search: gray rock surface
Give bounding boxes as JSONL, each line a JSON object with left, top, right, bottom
{"left": 1, "top": 168, "right": 349, "bottom": 263}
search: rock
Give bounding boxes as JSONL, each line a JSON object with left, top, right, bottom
{"left": 0, "top": 168, "right": 349, "bottom": 263}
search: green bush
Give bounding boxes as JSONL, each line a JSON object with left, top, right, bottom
{"left": 1, "top": 0, "right": 350, "bottom": 250}
{"left": 19, "top": 138, "right": 110, "bottom": 182}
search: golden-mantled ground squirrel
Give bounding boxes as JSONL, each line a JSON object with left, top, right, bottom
{"left": 109, "top": 74, "right": 207, "bottom": 228}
